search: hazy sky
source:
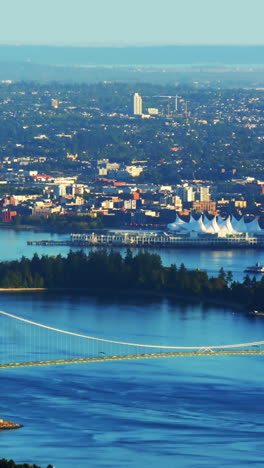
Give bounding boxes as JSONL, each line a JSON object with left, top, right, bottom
{"left": 2, "top": 0, "right": 264, "bottom": 46}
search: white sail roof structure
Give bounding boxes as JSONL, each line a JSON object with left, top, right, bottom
{"left": 244, "top": 217, "right": 262, "bottom": 233}
{"left": 232, "top": 216, "right": 262, "bottom": 234}
{"left": 167, "top": 214, "right": 264, "bottom": 236}
{"left": 218, "top": 216, "right": 237, "bottom": 237}
{"left": 217, "top": 216, "right": 225, "bottom": 227}
{"left": 203, "top": 215, "right": 220, "bottom": 234}
{"left": 203, "top": 214, "right": 212, "bottom": 228}
{"left": 225, "top": 215, "right": 238, "bottom": 234}
{"left": 167, "top": 214, "right": 186, "bottom": 231}
{"left": 232, "top": 216, "right": 246, "bottom": 233}
{"left": 182, "top": 215, "right": 207, "bottom": 233}
{"left": 184, "top": 214, "right": 199, "bottom": 231}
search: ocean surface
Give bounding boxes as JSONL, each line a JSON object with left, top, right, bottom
{"left": 0, "top": 229, "right": 264, "bottom": 467}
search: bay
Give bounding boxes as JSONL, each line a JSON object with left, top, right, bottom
{"left": 0, "top": 294, "right": 264, "bottom": 468}
{"left": 0, "top": 228, "right": 263, "bottom": 467}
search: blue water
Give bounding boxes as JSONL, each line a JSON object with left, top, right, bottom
{"left": 0, "top": 229, "right": 264, "bottom": 466}
{"left": 0, "top": 227, "right": 264, "bottom": 282}
{"left": 0, "top": 293, "right": 264, "bottom": 467}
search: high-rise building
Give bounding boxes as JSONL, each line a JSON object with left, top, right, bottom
{"left": 133, "top": 93, "right": 142, "bottom": 115}
{"left": 51, "top": 98, "right": 59, "bottom": 109}
{"left": 199, "top": 186, "right": 211, "bottom": 202}
{"left": 178, "top": 185, "right": 195, "bottom": 202}
{"left": 175, "top": 95, "right": 179, "bottom": 112}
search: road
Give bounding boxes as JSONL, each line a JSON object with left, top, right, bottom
{"left": 1, "top": 349, "right": 264, "bottom": 369}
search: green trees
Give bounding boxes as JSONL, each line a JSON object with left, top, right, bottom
{"left": 0, "top": 459, "right": 51, "bottom": 468}
{"left": 0, "top": 249, "right": 262, "bottom": 308}
{"left": 10, "top": 214, "right": 107, "bottom": 232}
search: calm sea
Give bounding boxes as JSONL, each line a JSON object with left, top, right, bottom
{"left": 0, "top": 229, "right": 263, "bottom": 467}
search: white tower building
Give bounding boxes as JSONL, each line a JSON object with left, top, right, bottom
{"left": 133, "top": 93, "right": 143, "bottom": 115}
{"left": 199, "top": 186, "right": 211, "bottom": 202}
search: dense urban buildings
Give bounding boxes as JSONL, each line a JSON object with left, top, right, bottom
{"left": 0, "top": 81, "right": 264, "bottom": 231}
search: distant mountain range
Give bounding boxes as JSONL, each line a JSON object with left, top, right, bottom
{"left": 0, "top": 44, "right": 264, "bottom": 66}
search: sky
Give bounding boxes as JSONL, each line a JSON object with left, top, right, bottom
{"left": 1, "top": 0, "right": 264, "bottom": 46}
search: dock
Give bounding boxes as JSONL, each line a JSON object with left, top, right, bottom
{"left": 27, "top": 240, "right": 72, "bottom": 246}
{"left": 26, "top": 231, "right": 264, "bottom": 249}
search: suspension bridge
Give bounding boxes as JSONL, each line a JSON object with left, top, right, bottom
{"left": 0, "top": 310, "right": 264, "bottom": 369}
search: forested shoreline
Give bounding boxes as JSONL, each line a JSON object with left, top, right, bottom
{"left": 0, "top": 249, "right": 262, "bottom": 309}
{"left": 0, "top": 460, "right": 52, "bottom": 468}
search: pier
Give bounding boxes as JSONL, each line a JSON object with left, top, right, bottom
{"left": 27, "top": 240, "right": 72, "bottom": 246}
{"left": 27, "top": 231, "right": 264, "bottom": 249}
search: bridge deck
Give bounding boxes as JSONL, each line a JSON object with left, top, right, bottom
{"left": 1, "top": 349, "right": 264, "bottom": 369}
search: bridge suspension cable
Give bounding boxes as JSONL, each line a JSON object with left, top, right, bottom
{"left": 0, "top": 310, "right": 263, "bottom": 351}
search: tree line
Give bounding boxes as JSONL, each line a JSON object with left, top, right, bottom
{"left": 0, "top": 459, "right": 52, "bottom": 468}
{"left": 0, "top": 249, "right": 263, "bottom": 309}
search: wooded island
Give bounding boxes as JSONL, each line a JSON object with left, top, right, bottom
{"left": 0, "top": 250, "right": 262, "bottom": 309}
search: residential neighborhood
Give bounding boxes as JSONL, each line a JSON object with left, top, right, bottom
{"left": 0, "top": 81, "right": 264, "bottom": 230}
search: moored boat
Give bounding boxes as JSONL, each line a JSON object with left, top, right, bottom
{"left": 244, "top": 263, "right": 264, "bottom": 273}
{"left": 249, "top": 310, "right": 264, "bottom": 317}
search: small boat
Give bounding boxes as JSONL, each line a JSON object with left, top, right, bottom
{"left": 244, "top": 263, "right": 264, "bottom": 274}
{"left": 249, "top": 310, "right": 264, "bottom": 317}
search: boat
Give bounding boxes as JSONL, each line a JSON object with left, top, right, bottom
{"left": 244, "top": 262, "right": 264, "bottom": 273}
{"left": 249, "top": 310, "right": 264, "bottom": 317}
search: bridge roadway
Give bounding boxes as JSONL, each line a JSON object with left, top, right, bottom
{"left": 1, "top": 349, "right": 264, "bottom": 369}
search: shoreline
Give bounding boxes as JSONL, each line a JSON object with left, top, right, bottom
{"left": 0, "top": 419, "right": 22, "bottom": 431}
{"left": 0, "top": 287, "right": 247, "bottom": 312}
{"left": 0, "top": 223, "right": 109, "bottom": 234}
{"left": 0, "top": 224, "right": 71, "bottom": 234}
